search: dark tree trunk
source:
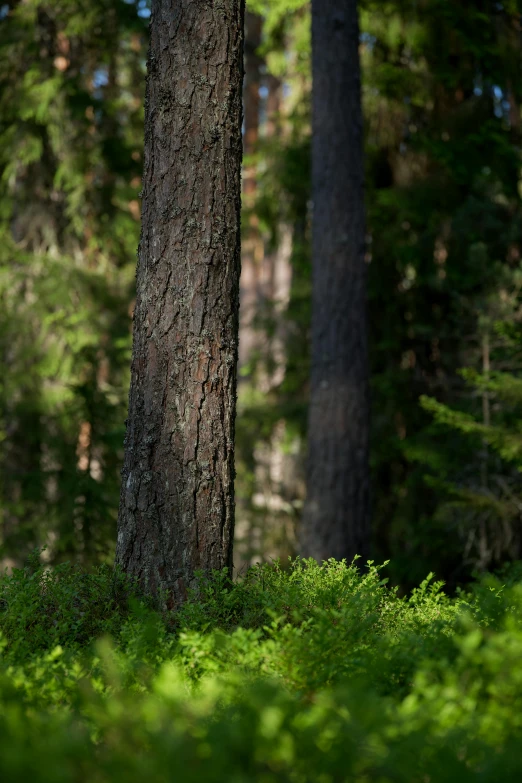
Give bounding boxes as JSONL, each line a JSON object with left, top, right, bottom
{"left": 301, "top": 0, "right": 370, "bottom": 563}
{"left": 117, "top": 0, "right": 244, "bottom": 605}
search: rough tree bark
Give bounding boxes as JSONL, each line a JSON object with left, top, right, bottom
{"left": 117, "top": 0, "right": 245, "bottom": 605}
{"left": 301, "top": 0, "right": 370, "bottom": 563}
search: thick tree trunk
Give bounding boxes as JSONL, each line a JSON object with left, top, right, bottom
{"left": 301, "top": 0, "right": 370, "bottom": 563}
{"left": 117, "top": 0, "right": 244, "bottom": 605}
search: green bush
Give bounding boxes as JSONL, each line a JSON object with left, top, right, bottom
{"left": 1, "top": 556, "right": 522, "bottom": 781}
{"left": 0, "top": 551, "right": 134, "bottom": 659}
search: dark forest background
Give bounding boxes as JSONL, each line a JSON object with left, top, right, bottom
{"left": 2, "top": 0, "right": 522, "bottom": 590}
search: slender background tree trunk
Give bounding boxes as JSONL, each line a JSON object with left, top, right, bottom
{"left": 117, "top": 0, "right": 244, "bottom": 605}
{"left": 301, "top": 0, "right": 370, "bottom": 563}
{"left": 239, "top": 11, "right": 263, "bottom": 372}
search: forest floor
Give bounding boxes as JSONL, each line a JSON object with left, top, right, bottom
{"left": 1, "top": 555, "right": 521, "bottom": 781}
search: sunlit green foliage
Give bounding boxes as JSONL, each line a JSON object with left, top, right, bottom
{"left": 0, "top": 0, "right": 148, "bottom": 563}
{"left": 1, "top": 556, "right": 522, "bottom": 781}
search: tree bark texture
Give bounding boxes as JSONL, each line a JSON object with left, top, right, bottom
{"left": 301, "top": 0, "right": 370, "bottom": 563}
{"left": 117, "top": 0, "right": 244, "bottom": 605}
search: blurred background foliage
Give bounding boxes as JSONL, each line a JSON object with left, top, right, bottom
{"left": 1, "top": 0, "right": 522, "bottom": 589}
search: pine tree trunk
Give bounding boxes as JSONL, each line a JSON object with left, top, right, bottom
{"left": 301, "top": 0, "right": 370, "bottom": 563}
{"left": 116, "top": 0, "right": 244, "bottom": 605}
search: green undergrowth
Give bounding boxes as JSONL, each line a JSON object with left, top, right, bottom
{"left": 1, "top": 555, "right": 522, "bottom": 781}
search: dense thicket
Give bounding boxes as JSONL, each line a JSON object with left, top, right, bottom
{"left": 364, "top": 0, "right": 522, "bottom": 587}
{"left": 239, "top": 0, "right": 522, "bottom": 587}
{"left": 0, "top": 0, "right": 148, "bottom": 563}
{"left": 1, "top": 556, "right": 522, "bottom": 781}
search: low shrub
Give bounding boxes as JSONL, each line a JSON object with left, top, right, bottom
{"left": 1, "top": 555, "right": 522, "bottom": 781}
